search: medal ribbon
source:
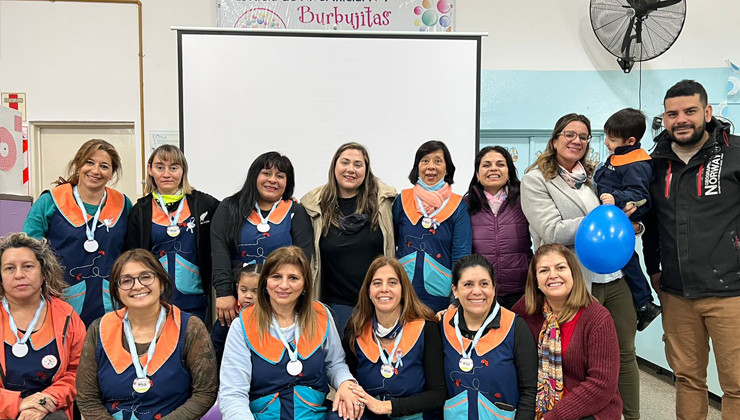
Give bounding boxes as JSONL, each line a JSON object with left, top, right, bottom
{"left": 2, "top": 297, "right": 45, "bottom": 347}
{"left": 453, "top": 302, "right": 500, "bottom": 360}
{"left": 415, "top": 196, "right": 449, "bottom": 229}
{"left": 272, "top": 315, "right": 300, "bottom": 364}
{"left": 155, "top": 192, "right": 186, "bottom": 229}
{"left": 254, "top": 201, "right": 280, "bottom": 227}
{"left": 72, "top": 186, "right": 107, "bottom": 242}
{"left": 123, "top": 306, "right": 167, "bottom": 379}
{"left": 375, "top": 323, "right": 404, "bottom": 369}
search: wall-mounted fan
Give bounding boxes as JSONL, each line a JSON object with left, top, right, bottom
{"left": 590, "top": 0, "right": 686, "bottom": 73}
{"left": 651, "top": 114, "right": 735, "bottom": 139}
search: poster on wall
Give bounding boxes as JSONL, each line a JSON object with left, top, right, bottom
{"left": 216, "top": 0, "right": 454, "bottom": 32}
{"left": 0, "top": 106, "right": 25, "bottom": 195}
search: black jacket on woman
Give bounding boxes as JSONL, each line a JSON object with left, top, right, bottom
{"left": 124, "top": 190, "right": 220, "bottom": 295}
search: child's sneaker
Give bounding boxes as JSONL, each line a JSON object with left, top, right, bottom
{"left": 636, "top": 301, "right": 662, "bottom": 331}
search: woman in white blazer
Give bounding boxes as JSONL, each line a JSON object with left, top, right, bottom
{"left": 520, "top": 113, "right": 640, "bottom": 420}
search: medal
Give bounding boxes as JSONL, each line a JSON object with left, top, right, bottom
{"left": 380, "top": 363, "right": 394, "bottom": 378}
{"left": 458, "top": 357, "right": 474, "bottom": 372}
{"left": 254, "top": 202, "right": 280, "bottom": 234}
{"left": 166, "top": 225, "right": 180, "bottom": 237}
{"left": 286, "top": 360, "right": 303, "bottom": 376}
{"left": 3, "top": 297, "right": 45, "bottom": 360}
{"left": 453, "top": 304, "right": 500, "bottom": 374}
{"left": 123, "top": 307, "right": 167, "bottom": 397}
{"left": 73, "top": 186, "right": 106, "bottom": 254}
{"left": 156, "top": 193, "right": 186, "bottom": 239}
{"left": 12, "top": 342, "right": 28, "bottom": 358}
{"left": 132, "top": 377, "right": 152, "bottom": 393}
{"left": 42, "top": 354, "right": 58, "bottom": 369}
{"left": 83, "top": 239, "right": 99, "bottom": 253}
{"left": 415, "top": 196, "right": 449, "bottom": 231}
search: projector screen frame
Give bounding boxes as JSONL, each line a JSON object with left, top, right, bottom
{"left": 176, "top": 27, "right": 484, "bottom": 199}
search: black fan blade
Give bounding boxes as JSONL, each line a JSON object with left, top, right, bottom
{"left": 621, "top": 15, "right": 636, "bottom": 54}
{"left": 647, "top": 0, "right": 682, "bottom": 10}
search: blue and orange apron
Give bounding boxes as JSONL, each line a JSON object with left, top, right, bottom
{"left": 441, "top": 307, "right": 518, "bottom": 420}
{"left": 240, "top": 301, "right": 330, "bottom": 420}
{"left": 96, "top": 306, "right": 191, "bottom": 420}
{"left": 47, "top": 184, "right": 127, "bottom": 326}
{"left": 396, "top": 189, "right": 462, "bottom": 312}
{"left": 237, "top": 200, "right": 293, "bottom": 265}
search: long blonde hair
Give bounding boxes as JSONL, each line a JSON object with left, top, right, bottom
{"left": 318, "top": 142, "right": 380, "bottom": 236}
{"left": 253, "top": 246, "right": 317, "bottom": 341}
{"left": 526, "top": 113, "right": 595, "bottom": 181}
{"left": 524, "top": 244, "right": 593, "bottom": 323}
{"left": 345, "top": 256, "right": 436, "bottom": 353}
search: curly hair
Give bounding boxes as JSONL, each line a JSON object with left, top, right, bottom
{"left": 0, "top": 233, "right": 66, "bottom": 298}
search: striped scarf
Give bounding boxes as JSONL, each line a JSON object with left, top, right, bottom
{"left": 535, "top": 301, "right": 564, "bottom": 419}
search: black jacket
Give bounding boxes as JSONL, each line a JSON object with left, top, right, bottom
{"left": 643, "top": 118, "right": 740, "bottom": 298}
{"left": 124, "top": 190, "right": 220, "bottom": 295}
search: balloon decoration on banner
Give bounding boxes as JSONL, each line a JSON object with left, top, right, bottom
{"left": 575, "top": 204, "right": 635, "bottom": 274}
{"left": 413, "top": 0, "right": 453, "bottom": 32}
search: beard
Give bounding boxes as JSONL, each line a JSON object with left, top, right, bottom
{"left": 668, "top": 121, "right": 707, "bottom": 147}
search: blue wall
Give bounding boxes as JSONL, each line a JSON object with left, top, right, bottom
{"left": 478, "top": 66, "right": 732, "bottom": 396}
{"left": 481, "top": 67, "right": 738, "bottom": 132}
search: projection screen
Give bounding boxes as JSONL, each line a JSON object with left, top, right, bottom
{"left": 178, "top": 28, "right": 482, "bottom": 199}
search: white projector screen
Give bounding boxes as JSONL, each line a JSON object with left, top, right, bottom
{"left": 178, "top": 28, "right": 481, "bottom": 200}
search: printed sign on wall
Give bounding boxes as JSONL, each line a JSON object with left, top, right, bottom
{"left": 217, "top": 0, "right": 455, "bottom": 32}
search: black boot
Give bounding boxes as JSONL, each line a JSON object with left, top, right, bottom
{"left": 636, "top": 301, "right": 662, "bottom": 331}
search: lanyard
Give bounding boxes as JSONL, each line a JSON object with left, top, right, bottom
{"left": 2, "top": 297, "right": 45, "bottom": 346}
{"left": 123, "top": 306, "right": 167, "bottom": 379}
{"left": 375, "top": 323, "right": 404, "bottom": 368}
{"left": 254, "top": 201, "right": 280, "bottom": 226}
{"left": 272, "top": 315, "right": 300, "bottom": 363}
{"left": 453, "top": 303, "right": 500, "bottom": 359}
{"left": 415, "top": 196, "right": 450, "bottom": 229}
{"left": 72, "top": 186, "right": 107, "bottom": 242}
{"left": 154, "top": 192, "right": 185, "bottom": 228}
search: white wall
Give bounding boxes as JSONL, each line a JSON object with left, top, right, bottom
{"left": 0, "top": 0, "right": 216, "bottom": 196}
{"left": 457, "top": 0, "right": 740, "bottom": 71}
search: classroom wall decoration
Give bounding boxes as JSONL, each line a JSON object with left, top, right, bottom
{"left": 217, "top": 0, "right": 455, "bottom": 32}
{"left": 0, "top": 106, "right": 24, "bottom": 195}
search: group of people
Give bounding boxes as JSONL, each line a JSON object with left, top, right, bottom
{"left": 0, "top": 78, "right": 735, "bottom": 420}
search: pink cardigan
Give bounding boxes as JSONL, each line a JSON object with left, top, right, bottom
{"left": 512, "top": 299, "right": 622, "bottom": 420}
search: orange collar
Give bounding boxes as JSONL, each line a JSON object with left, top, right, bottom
{"left": 442, "top": 307, "right": 515, "bottom": 356}
{"left": 99, "top": 306, "right": 183, "bottom": 375}
{"left": 50, "top": 184, "right": 125, "bottom": 228}
{"left": 1, "top": 302, "right": 55, "bottom": 349}
{"left": 610, "top": 148, "right": 651, "bottom": 167}
{"left": 241, "top": 301, "right": 329, "bottom": 364}
{"left": 151, "top": 198, "right": 192, "bottom": 226}
{"left": 356, "top": 318, "right": 425, "bottom": 363}
{"left": 246, "top": 200, "right": 292, "bottom": 227}
{"left": 400, "top": 189, "right": 462, "bottom": 226}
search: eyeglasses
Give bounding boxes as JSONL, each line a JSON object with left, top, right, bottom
{"left": 117, "top": 271, "right": 157, "bottom": 290}
{"left": 558, "top": 131, "right": 592, "bottom": 142}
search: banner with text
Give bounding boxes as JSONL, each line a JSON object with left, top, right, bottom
{"left": 217, "top": 0, "right": 455, "bottom": 32}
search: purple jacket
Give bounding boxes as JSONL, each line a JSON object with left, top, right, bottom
{"left": 466, "top": 186, "right": 533, "bottom": 296}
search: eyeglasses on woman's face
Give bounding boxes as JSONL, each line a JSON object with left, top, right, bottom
{"left": 118, "top": 271, "right": 157, "bottom": 290}
{"left": 558, "top": 130, "right": 592, "bottom": 142}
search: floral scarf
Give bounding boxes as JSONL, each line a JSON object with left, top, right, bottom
{"left": 535, "top": 301, "right": 564, "bottom": 419}
{"left": 557, "top": 162, "right": 587, "bottom": 190}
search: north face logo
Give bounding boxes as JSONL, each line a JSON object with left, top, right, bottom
{"left": 703, "top": 153, "right": 723, "bottom": 196}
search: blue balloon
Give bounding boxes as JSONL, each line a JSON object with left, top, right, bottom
{"left": 575, "top": 204, "right": 635, "bottom": 274}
